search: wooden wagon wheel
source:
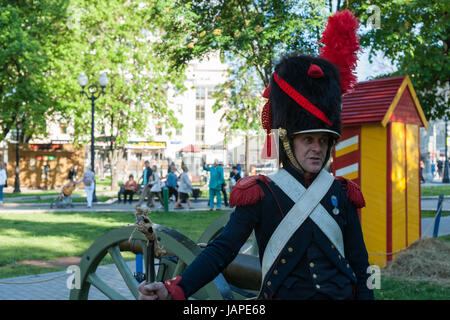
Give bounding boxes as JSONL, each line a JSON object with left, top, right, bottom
{"left": 69, "top": 224, "right": 233, "bottom": 300}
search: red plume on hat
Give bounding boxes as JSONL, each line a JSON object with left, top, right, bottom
{"left": 319, "top": 9, "right": 361, "bottom": 94}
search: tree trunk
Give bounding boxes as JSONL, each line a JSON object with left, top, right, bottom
{"left": 108, "top": 148, "right": 123, "bottom": 191}
{"left": 13, "top": 142, "right": 21, "bottom": 193}
{"left": 244, "top": 134, "right": 250, "bottom": 177}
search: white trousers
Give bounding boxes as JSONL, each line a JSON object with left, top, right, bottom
{"left": 85, "top": 183, "right": 95, "bottom": 207}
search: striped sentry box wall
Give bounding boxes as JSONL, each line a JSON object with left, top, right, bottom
{"left": 332, "top": 127, "right": 361, "bottom": 186}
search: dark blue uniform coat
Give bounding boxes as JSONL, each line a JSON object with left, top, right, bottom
{"left": 177, "top": 164, "right": 374, "bottom": 300}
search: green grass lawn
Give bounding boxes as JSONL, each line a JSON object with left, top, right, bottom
{"left": 421, "top": 210, "right": 450, "bottom": 218}
{"left": 375, "top": 275, "right": 450, "bottom": 300}
{"left": 421, "top": 185, "right": 450, "bottom": 196}
{"left": 12, "top": 195, "right": 112, "bottom": 204}
{"left": 0, "top": 209, "right": 226, "bottom": 279}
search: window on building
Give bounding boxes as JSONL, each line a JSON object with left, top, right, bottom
{"left": 196, "top": 87, "right": 206, "bottom": 100}
{"left": 195, "top": 104, "right": 205, "bottom": 120}
{"left": 156, "top": 125, "right": 163, "bottom": 135}
{"left": 207, "top": 86, "right": 218, "bottom": 99}
{"left": 195, "top": 125, "right": 205, "bottom": 142}
{"left": 176, "top": 128, "right": 182, "bottom": 136}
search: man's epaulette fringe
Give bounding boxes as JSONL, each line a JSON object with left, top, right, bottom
{"left": 335, "top": 176, "right": 366, "bottom": 209}
{"left": 229, "top": 175, "right": 272, "bottom": 207}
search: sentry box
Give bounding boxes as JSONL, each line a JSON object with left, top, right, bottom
{"left": 332, "top": 75, "right": 429, "bottom": 266}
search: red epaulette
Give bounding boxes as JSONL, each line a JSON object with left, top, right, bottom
{"left": 335, "top": 176, "right": 366, "bottom": 209}
{"left": 229, "top": 175, "right": 272, "bottom": 207}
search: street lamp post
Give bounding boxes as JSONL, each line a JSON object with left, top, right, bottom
{"left": 78, "top": 72, "right": 108, "bottom": 202}
{"left": 443, "top": 118, "right": 449, "bottom": 183}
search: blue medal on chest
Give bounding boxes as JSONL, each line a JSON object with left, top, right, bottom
{"left": 331, "top": 195, "right": 340, "bottom": 215}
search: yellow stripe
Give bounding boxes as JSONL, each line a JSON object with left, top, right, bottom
{"left": 391, "top": 122, "right": 406, "bottom": 256}
{"left": 342, "top": 171, "right": 358, "bottom": 180}
{"left": 360, "top": 124, "right": 387, "bottom": 266}
{"left": 335, "top": 143, "right": 358, "bottom": 158}
{"left": 406, "top": 124, "right": 420, "bottom": 245}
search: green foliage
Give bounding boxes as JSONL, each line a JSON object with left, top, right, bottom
{"left": 212, "top": 63, "right": 264, "bottom": 140}
{"left": 152, "top": 0, "right": 330, "bottom": 86}
{"left": 0, "top": 1, "right": 70, "bottom": 142}
{"left": 64, "top": 0, "right": 184, "bottom": 146}
{"left": 349, "top": 0, "right": 450, "bottom": 120}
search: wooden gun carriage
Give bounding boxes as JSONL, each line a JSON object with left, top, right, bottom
{"left": 69, "top": 211, "right": 262, "bottom": 300}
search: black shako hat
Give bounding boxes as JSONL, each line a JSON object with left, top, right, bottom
{"left": 269, "top": 54, "right": 342, "bottom": 139}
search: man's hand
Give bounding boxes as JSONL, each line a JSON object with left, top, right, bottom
{"left": 138, "top": 281, "right": 173, "bottom": 300}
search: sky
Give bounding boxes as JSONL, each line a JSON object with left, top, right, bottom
{"left": 356, "top": 48, "right": 398, "bottom": 82}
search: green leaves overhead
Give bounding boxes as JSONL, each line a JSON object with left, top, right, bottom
{"left": 152, "top": 0, "right": 329, "bottom": 86}
{"left": 66, "top": 0, "right": 183, "bottom": 147}
{"left": 0, "top": 1, "right": 70, "bottom": 142}
{"left": 350, "top": 0, "right": 450, "bottom": 120}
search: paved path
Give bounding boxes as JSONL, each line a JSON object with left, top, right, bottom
{"left": 0, "top": 197, "right": 216, "bottom": 213}
{"left": 0, "top": 261, "right": 136, "bottom": 300}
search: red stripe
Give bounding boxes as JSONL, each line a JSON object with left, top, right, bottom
{"left": 333, "top": 150, "right": 359, "bottom": 169}
{"left": 386, "top": 123, "right": 392, "bottom": 262}
{"left": 357, "top": 127, "right": 362, "bottom": 221}
{"left": 273, "top": 73, "right": 332, "bottom": 126}
{"left": 404, "top": 124, "right": 408, "bottom": 246}
{"left": 418, "top": 127, "right": 422, "bottom": 236}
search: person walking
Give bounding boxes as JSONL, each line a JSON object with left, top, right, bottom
{"left": 167, "top": 166, "right": 178, "bottom": 202}
{"left": 68, "top": 165, "right": 78, "bottom": 181}
{"left": 76, "top": 165, "right": 95, "bottom": 208}
{"left": 149, "top": 165, "right": 163, "bottom": 209}
{"left": 136, "top": 161, "right": 154, "bottom": 208}
{"left": 219, "top": 163, "right": 229, "bottom": 207}
{"left": 0, "top": 162, "right": 7, "bottom": 205}
{"left": 203, "top": 159, "right": 224, "bottom": 211}
{"left": 141, "top": 160, "right": 153, "bottom": 187}
{"left": 175, "top": 165, "right": 193, "bottom": 210}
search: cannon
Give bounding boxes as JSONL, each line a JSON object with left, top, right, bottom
{"left": 69, "top": 208, "right": 262, "bottom": 300}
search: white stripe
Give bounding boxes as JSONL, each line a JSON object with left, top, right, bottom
{"left": 335, "top": 135, "right": 358, "bottom": 151}
{"left": 335, "top": 163, "right": 358, "bottom": 177}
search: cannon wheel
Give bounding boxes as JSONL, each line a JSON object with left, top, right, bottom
{"left": 69, "top": 224, "right": 233, "bottom": 300}
{"left": 197, "top": 211, "right": 231, "bottom": 244}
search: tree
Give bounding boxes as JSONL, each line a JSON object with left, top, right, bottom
{"left": 152, "top": 0, "right": 330, "bottom": 87}
{"left": 348, "top": 0, "right": 450, "bottom": 120}
{"left": 212, "top": 63, "right": 264, "bottom": 176}
{"left": 65, "top": 0, "right": 184, "bottom": 189}
{"left": 0, "top": 1, "right": 71, "bottom": 192}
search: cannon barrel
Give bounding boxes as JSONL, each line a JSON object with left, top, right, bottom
{"left": 118, "top": 239, "right": 262, "bottom": 291}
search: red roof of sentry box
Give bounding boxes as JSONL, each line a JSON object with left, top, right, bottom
{"left": 342, "top": 75, "right": 428, "bottom": 129}
{"left": 341, "top": 76, "right": 407, "bottom": 125}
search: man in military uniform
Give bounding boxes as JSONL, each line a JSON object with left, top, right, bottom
{"left": 139, "top": 10, "right": 374, "bottom": 300}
